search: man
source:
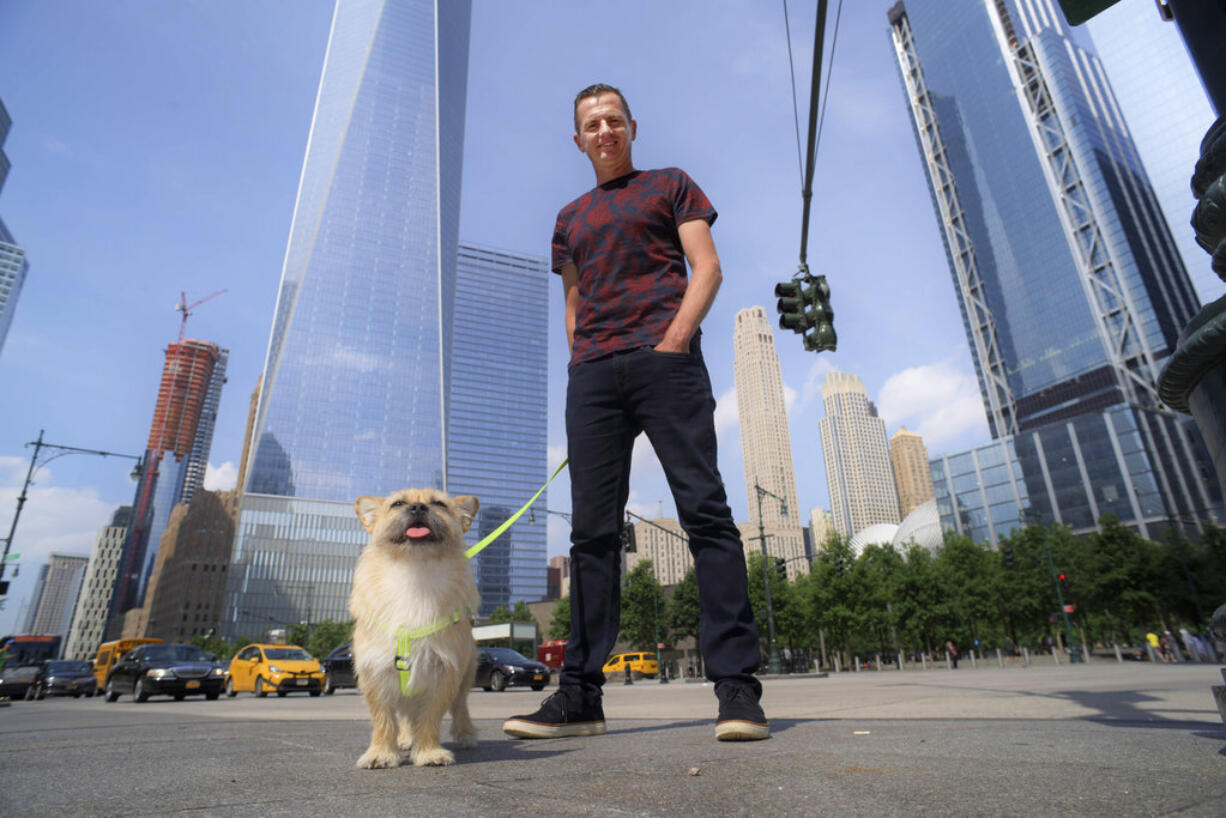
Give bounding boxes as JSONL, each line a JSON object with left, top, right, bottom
{"left": 503, "top": 83, "right": 768, "bottom": 742}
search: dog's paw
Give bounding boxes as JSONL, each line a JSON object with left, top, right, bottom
{"left": 411, "top": 746, "right": 455, "bottom": 767}
{"left": 356, "top": 748, "right": 401, "bottom": 769}
{"left": 397, "top": 736, "right": 413, "bottom": 752}
{"left": 453, "top": 725, "right": 478, "bottom": 749}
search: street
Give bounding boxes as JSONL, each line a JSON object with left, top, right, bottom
{"left": 1, "top": 663, "right": 1223, "bottom": 816}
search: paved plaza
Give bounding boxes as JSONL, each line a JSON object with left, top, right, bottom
{"left": 1, "top": 662, "right": 1223, "bottom": 816}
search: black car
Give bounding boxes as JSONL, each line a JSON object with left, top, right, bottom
{"left": 321, "top": 642, "right": 357, "bottom": 694}
{"left": 25, "top": 659, "right": 96, "bottom": 699}
{"left": 104, "top": 643, "right": 225, "bottom": 702}
{"left": 475, "top": 647, "right": 550, "bottom": 692}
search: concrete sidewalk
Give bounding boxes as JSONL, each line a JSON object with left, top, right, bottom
{"left": 1, "top": 664, "right": 1223, "bottom": 817}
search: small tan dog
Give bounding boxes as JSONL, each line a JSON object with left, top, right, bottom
{"left": 350, "top": 489, "right": 481, "bottom": 769}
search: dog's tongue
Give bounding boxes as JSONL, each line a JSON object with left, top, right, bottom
{"left": 406, "top": 526, "right": 431, "bottom": 539}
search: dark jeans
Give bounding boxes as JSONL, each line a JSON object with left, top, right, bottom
{"left": 561, "top": 346, "right": 761, "bottom": 701}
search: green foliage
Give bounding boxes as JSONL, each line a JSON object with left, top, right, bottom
{"left": 666, "top": 566, "right": 700, "bottom": 643}
{"left": 489, "top": 601, "right": 533, "bottom": 624}
{"left": 186, "top": 633, "right": 239, "bottom": 661}
{"left": 620, "top": 559, "right": 668, "bottom": 651}
{"left": 547, "top": 597, "right": 571, "bottom": 640}
{"left": 285, "top": 619, "right": 354, "bottom": 660}
{"left": 488, "top": 605, "right": 513, "bottom": 623}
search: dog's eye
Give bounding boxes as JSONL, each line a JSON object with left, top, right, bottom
{"left": 429, "top": 500, "right": 447, "bottom": 508}
{"left": 389, "top": 500, "right": 406, "bottom": 509}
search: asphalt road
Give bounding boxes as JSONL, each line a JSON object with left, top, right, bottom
{"left": 1, "top": 663, "right": 1223, "bottom": 817}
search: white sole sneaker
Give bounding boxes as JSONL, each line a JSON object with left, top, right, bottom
{"left": 502, "top": 718, "right": 608, "bottom": 739}
{"left": 715, "top": 719, "right": 770, "bottom": 741}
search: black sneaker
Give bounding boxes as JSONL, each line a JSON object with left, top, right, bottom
{"left": 715, "top": 682, "right": 770, "bottom": 741}
{"left": 503, "top": 686, "right": 607, "bottom": 739}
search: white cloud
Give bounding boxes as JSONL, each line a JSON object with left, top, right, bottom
{"left": 714, "top": 387, "right": 739, "bottom": 438}
{"left": 203, "top": 461, "right": 238, "bottom": 491}
{"left": 800, "top": 357, "right": 836, "bottom": 407}
{"left": 0, "top": 458, "right": 115, "bottom": 633}
{"left": 547, "top": 444, "right": 567, "bottom": 468}
{"left": 876, "top": 362, "right": 990, "bottom": 450}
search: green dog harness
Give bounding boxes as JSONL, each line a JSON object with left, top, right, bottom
{"left": 394, "top": 610, "right": 468, "bottom": 696}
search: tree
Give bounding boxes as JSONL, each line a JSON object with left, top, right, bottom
{"left": 488, "top": 605, "right": 513, "bottom": 623}
{"left": 620, "top": 559, "right": 667, "bottom": 650}
{"left": 547, "top": 596, "right": 571, "bottom": 640}
{"left": 303, "top": 618, "right": 354, "bottom": 660}
{"left": 489, "top": 601, "right": 533, "bottom": 624}
{"left": 666, "top": 566, "right": 700, "bottom": 644}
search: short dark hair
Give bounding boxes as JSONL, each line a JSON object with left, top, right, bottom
{"left": 573, "top": 83, "right": 632, "bottom": 132}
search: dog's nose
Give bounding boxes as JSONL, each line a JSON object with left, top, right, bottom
{"left": 406, "top": 503, "right": 428, "bottom": 516}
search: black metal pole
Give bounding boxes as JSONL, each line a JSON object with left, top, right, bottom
{"left": 798, "top": 0, "right": 829, "bottom": 268}
{"left": 0, "top": 430, "right": 44, "bottom": 589}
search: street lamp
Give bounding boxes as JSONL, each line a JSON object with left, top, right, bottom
{"left": 1, "top": 430, "right": 142, "bottom": 597}
{"left": 753, "top": 479, "right": 788, "bottom": 675}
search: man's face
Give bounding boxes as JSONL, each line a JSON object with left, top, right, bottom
{"left": 573, "top": 92, "right": 636, "bottom": 173}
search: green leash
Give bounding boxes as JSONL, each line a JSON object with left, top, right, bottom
{"left": 394, "top": 459, "right": 569, "bottom": 695}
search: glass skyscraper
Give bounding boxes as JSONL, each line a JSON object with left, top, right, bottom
{"left": 450, "top": 244, "right": 549, "bottom": 615}
{"left": 224, "top": 1, "right": 550, "bottom": 635}
{"left": 889, "top": 0, "right": 1221, "bottom": 537}
{"left": 0, "top": 98, "right": 27, "bottom": 360}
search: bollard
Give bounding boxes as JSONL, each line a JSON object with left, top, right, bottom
{"left": 1081, "top": 644, "right": 1091, "bottom": 664}
{"left": 996, "top": 648, "right": 1003, "bottom": 668}
{"left": 945, "top": 651, "right": 952, "bottom": 670}
{"left": 1051, "top": 646, "right": 1061, "bottom": 666}
{"left": 875, "top": 654, "right": 881, "bottom": 671}
{"left": 1146, "top": 643, "right": 1160, "bottom": 663}
{"left": 1022, "top": 647, "right": 1030, "bottom": 666}
{"left": 970, "top": 650, "right": 977, "bottom": 670}
{"left": 854, "top": 655, "right": 860, "bottom": 673}
{"left": 1113, "top": 643, "right": 1123, "bottom": 663}
{"left": 897, "top": 651, "right": 904, "bottom": 671}
{"left": 834, "top": 655, "right": 841, "bottom": 674}
{"left": 624, "top": 668, "right": 633, "bottom": 685}
{"left": 921, "top": 653, "right": 928, "bottom": 670}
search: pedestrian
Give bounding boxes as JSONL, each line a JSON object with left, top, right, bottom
{"left": 945, "top": 640, "right": 959, "bottom": 669}
{"left": 503, "top": 83, "right": 767, "bottom": 743}
{"left": 1160, "top": 631, "right": 1176, "bottom": 663}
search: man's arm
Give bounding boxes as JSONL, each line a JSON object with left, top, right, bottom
{"left": 561, "top": 262, "right": 580, "bottom": 354}
{"left": 655, "top": 218, "right": 722, "bottom": 353}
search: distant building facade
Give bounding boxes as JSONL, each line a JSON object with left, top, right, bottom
{"left": 547, "top": 555, "right": 570, "bottom": 600}
{"left": 733, "top": 306, "right": 806, "bottom": 578}
{"left": 63, "top": 507, "right": 130, "bottom": 660}
{"left": 0, "top": 99, "right": 28, "bottom": 359}
{"left": 890, "top": 427, "right": 936, "bottom": 517}
{"left": 627, "top": 517, "right": 693, "bottom": 586}
{"left": 29, "top": 553, "right": 89, "bottom": 648}
{"left": 808, "top": 507, "right": 834, "bottom": 552}
{"left": 820, "top": 371, "right": 902, "bottom": 538}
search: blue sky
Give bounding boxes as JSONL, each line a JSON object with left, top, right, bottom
{"left": 0, "top": 0, "right": 996, "bottom": 632}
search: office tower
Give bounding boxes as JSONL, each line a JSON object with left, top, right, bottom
{"left": 808, "top": 507, "right": 834, "bottom": 551}
{"left": 820, "top": 371, "right": 902, "bottom": 538}
{"left": 450, "top": 244, "right": 549, "bottom": 615}
{"left": 63, "top": 507, "right": 130, "bottom": 660}
{"left": 732, "top": 306, "right": 806, "bottom": 577}
{"left": 224, "top": 0, "right": 478, "bottom": 639}
{"left": 627, "top": 517, "right": 692, "bottom": 586}
{"left": 548, "top": 555, "right": 570, "bottom": 600}
{"left": 889, "top": 0, "right": 1221, "bottom": 533}
{"left": 1086, "top": 1, "right": 1220, "bottom": 305}
{"left": 138, "top": 491, "right": 237, "bottom": 641}
{"left": 20, "top": 564, "right": 48, "bottom": 633}
{"left": 890, "top": 427, "right": 935, "bottom": 518}
{"left": 0, "top": 99, "right": 28, "bottom": 359}
{"left": 29, "top": 553, "right": 89, "bottom": 646}
{"left": 109, "top": 340, "right": 227, "bottom": 629}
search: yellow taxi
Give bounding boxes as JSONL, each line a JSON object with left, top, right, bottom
{"left": 602, "top": 652, "right": 658, "bottom": 678}
{"left": 225, "top": 643, "right": 325, "bottom": 698}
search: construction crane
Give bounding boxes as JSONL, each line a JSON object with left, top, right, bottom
{"left": 175, "top": 289, "right": 227, "bottom": 342}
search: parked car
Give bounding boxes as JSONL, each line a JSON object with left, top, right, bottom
{"left": 26, "top": 659, "right": 97, "bottom": 699}
{"left": 226, "top": 644, "right": 324, "bottom": 697}
{"left": 475, "top": 647, "right": 551, "bottom": 692}
{"left": 104, "top": 643, "right": 225, "bottom": 702}
{"left": 602, "top": 652, "right": 658, "bottom": 679}
{"left": 321, "top": 642, "right": 357, "bottom": 694}
{"left": 0, "top": 664, "right": 42, "bottom": 700}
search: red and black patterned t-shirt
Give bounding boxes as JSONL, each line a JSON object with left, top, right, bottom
{"left": 552, "top": 167, "right": 717, "bottom": 365}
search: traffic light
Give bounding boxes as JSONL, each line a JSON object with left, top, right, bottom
{"left": 774, "top": 274, "right": 837, "bottom": 353}
{"left": 832, "top": 552, "right": 846, "bottom": 579}
{"left": 774, "top": 557, "right": 787, "bottom": 584}
{"left": 620, "top": 524, "right": 636, "bottom": 553}
{"left": 1058, "top": 572, "right": 1068, "bottom": 591}
{"left": 1002, "top": 546, "right": 1015, "bottom": 570}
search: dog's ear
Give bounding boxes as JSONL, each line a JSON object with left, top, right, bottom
{"left": 451, "top": 495, "right": 479, "bottom": 532}
{"left": 354, "top": 496, "right": 383, "bottom": 533}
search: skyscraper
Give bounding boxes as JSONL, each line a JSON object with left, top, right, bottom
{"left": 109, "top": 340, "right": 228, "bottom": 628}
{"left": 450, "top": 244, "right": 549, "bottom": 614}
{"left": 29, "top": 553, "right": 90, "bottom": 645}
{"left": 890, "top": 427, "right": 935, "bottom": 518}
{"left": 224, "top": 0, "right": 491, "bottom": 638}
{"left": 820, "top": 371, "right": 901, "bottom": 538}
{"left": 627, "top": 517, "right": 693, "bottom": 586}
{"left": 732, "top": 306, "right": 806, "bottom": 577}
{"left": 1085, "top": 0, "right": 1221, "bottom": 305}
{"left": 0, "top": 98, "right": 29, "bottom": 359}
{"left": 64, "top": 507, "right": 130, "bottom": 660}
{"left": 889, "top": 0, "right": 1222, "bottom": 534}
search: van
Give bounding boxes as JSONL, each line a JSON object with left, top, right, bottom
{"left": 602, "top": 652, "right": 658, "bottom": 678}
{"left": 93, "top": 638, "right": 163, "bottom": 692}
